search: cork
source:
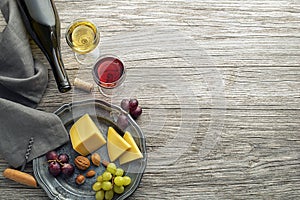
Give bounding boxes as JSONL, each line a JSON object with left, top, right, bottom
{"left": 74, "top": 78, "right": 94, "bottom": 92}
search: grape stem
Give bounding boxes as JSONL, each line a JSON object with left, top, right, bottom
{"left": 47, "top": 159, "right": 64, "bottom": 166}
{"left": 111, "top": 176, "right": 115, "bottom": 188}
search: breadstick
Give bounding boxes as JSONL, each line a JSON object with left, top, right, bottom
{"left": 3, "top": 168, "right": 37, "bottom": 188}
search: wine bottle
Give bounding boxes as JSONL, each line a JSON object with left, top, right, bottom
{"left": 17, "top": 0, "right": 71, "bottom": 93}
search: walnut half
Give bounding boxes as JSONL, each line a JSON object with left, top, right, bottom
{"left": 74, "top": 156, "right": 90, "bottom": 170}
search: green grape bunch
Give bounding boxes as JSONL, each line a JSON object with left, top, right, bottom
{"left": 92, "top": 162, "right": 132, "bottom": 200}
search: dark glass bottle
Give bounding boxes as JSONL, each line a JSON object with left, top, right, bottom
{"left": 17, "top": 0, "right": 71, "bottom": 93}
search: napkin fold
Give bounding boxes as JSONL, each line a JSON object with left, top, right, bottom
{"left": 0, "top": 0, "right": 69, "bottom": 168}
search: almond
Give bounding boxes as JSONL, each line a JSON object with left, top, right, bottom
{"left": 91, "top": 153, "right": 101, "bottom": 166}
{"left": 74, "top": 156, "right": 90, "bottom": 170}
{"left": 86, "top": 170, "right": 96, "bottom": 178}
{"left": 102, "top": 160, "right": 110, "bottom": 167}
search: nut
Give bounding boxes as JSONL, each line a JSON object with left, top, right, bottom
{"left": 91, "top": 153, "right": 101, "bottom": 166}
{"left": 102, "top": 160, "right": 110, "bottom": 167}
{"left": 86, "top": 170, "right": 96, "bottom": 178}
{"left": 74, "top": 156, "right": 90, "bottom": 170}
{"left": 75, "top": 174, "right": 85, "bottom": 185}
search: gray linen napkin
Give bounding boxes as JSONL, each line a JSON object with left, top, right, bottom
{"left": 0, "top": 0, "right": 69, "bottom": 168}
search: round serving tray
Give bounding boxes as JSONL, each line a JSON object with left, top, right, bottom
{"left": 33, "top": 99, "right": 147, "bottom": 200}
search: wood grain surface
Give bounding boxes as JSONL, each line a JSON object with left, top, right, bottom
{"left": 1, "top": 0, "right": 300, "bottom": 199}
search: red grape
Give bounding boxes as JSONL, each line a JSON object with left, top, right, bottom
{"left": 120, "top": 99, "right": 130, "bottom": 112}
{"left": 130, "top": 106, "right": 142, "bottom": 119}
{"left": 61, "top": 163, "right": 75, "bottom": 176}
{"left": 46, "top": 151, "right": 58, "bottom": 161}
{"left": 58, "top": 153, "right": 69, "bottom": 164}
{"left": 129, "top": 99, "right": 138, "bottom": 111}
{"left": 117, "top": 114, "right": 129, "bottom": 130}
{"left": 48, "top": 161, "right": 61, "bottom": 177}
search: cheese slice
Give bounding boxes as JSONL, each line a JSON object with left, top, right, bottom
{"left": 107, "top": 127, "right": 131, "bottom": 162}
{"left": 69, "top": 114, "right": 106, "bottom": 156}
{"left": 119, "top": 131, "right": 143, "bottom": 165}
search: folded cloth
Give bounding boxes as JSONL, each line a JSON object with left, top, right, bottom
{"left": 0, "top": 0, "right": 69, "bottom": 168}
{"left": 0, "top": 98, "right": 69, "bottom": 168}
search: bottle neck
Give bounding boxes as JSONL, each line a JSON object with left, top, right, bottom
{"left": 49, "top": 31, "right": 71, "bottom": 93}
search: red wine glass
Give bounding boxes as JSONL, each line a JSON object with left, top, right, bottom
{"left": 92, "top": 55, "right": 126, "bottom": 97}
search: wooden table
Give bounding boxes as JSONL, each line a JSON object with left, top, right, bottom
{"left": 1, "top": 0, "right": 299, "bottom": 199}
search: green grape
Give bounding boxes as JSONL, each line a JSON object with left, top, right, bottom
{"left": 95, "top": 190, "right": 105, "bottom": 200}
{"left": 97, "top": 175, "right": 103, "bottom": 182}
{"left": 113, "top": 185, "right": 125, "bottom": 194}
{"left": 102, "top": 171, "right": 112, "bottom": 181}
{"left": 92, "top": 182, "right": 102, "bottom": 192}
{"left": 101, "top": 181, "right": 112, "bottom": 191}
{"left": 105, "top": 189, "right": 114, "bottom": 200}
{"left": 115, "top": 168, "right": 124, "bottom": 176}
{"left": 106, "top": 163, "right": 117, "bottom": 175}
{"left": 123, "top": 176, "right": 131, "bottom": 186}
{"left": 114, "top": 176, "right": 124, "bottom": 186}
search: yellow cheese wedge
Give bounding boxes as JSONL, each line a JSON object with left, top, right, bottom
{"left": 119, "top": 131, "right": 143, "bottom": 165}
{"left": 107, "top": 127, "right": 131, "bottom": 162}
{"left": 69, "top": 114, "right": 106, "bottom": 156}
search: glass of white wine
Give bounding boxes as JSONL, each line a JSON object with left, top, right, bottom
{"left": 65, "top": 19, "right": 100, "bottom": 65}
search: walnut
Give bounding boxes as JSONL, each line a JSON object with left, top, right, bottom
{"left": 75, "top": 174, "right": 85, "bottom": 185}
{"left": 74, "top": 156, "right": 90, "bottom": 170}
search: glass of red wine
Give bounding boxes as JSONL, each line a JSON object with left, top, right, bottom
{"left": 92, "top": 55, "right": 126, "bottom": 97}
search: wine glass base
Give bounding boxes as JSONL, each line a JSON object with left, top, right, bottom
{"left": 97, "top": 83, "right": 125, "bottom": 98}
{"left": 74, "top": 47, "right": 100, "bottom": 65}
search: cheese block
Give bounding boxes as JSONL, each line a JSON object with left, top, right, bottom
{"left": 119, "top": 131, "right": 143, "bottom": 165}
{"left": 69, "top": 114, "right": 106, "bottom": 156}
{"left": 107, "top": 127, "right": 131, "bottom": 162}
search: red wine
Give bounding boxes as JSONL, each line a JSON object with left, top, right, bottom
{"left": 17, "top": 0, "right": 71, "bottom": 93}
{"left": 93, "top": 56, "right": 125, "bottom": 89}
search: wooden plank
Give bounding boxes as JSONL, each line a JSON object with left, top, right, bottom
{"left": 0, "top": 0, "right": 300, "bottom": 199}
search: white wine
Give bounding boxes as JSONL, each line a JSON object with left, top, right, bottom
{"left": 66, "top": 20, "right": 100, "bottom": 54}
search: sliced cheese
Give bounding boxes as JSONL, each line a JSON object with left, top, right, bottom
{"left": 69, "top": 114, "right": 106, "bottom": 156}
{"left": 107, "top": 127, "right": 131, "bottom": 162}
{"left": 119, "top": 131, "right": 143, "bottom": 165}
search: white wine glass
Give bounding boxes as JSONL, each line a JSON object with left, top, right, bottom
{"left": 65, "top": 18, "right": 100, "bottom": 65}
